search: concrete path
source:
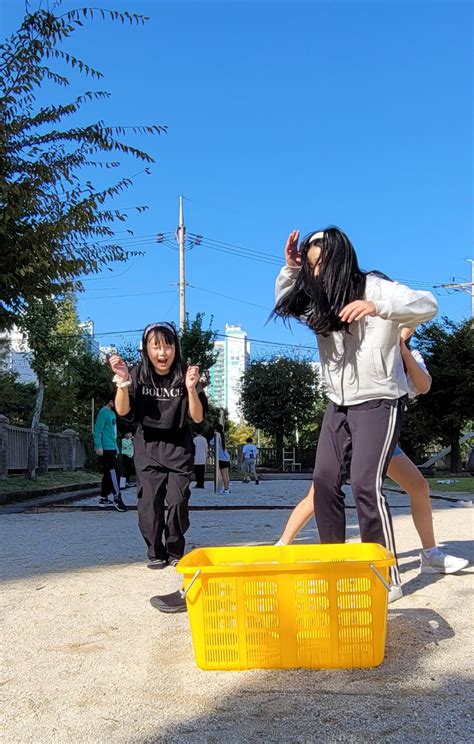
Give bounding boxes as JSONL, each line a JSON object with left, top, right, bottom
{"left": 1, "top": 480, "right": 473, "bottom": 743}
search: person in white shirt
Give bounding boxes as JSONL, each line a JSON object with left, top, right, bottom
{"left": 193, "top": 433, "right": 208, "bottom": 489}
{"left": 241, "top": 437, "right": 259, "bottom": 485}
{"left": 274, "top": 226, "right": 438, "bottom": 601}
{"left": 275, "top": 327, "right": 468, "bottom": 584}
{"left": 210, "top": 424, "right": 231, "bottom": 495}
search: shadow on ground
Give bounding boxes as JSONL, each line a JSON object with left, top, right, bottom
{"left": 136, "top": 608, "right": 469, "bottom": 743}
{"left": 396, "top": 540, "right": 473, "bottom": 597}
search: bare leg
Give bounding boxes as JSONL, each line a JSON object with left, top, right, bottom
{"left": 278, "top": 454, "right": 435, "bottom": 549}
{"left": 279, "top": 484, "right": 315, "bottom": 545}
{"left": 221, "top": 468, "right": 230, "bottom": 491}
{"left": 251, "top": 462, "right": 259, "bottom": 483}
{"left": 387, "top": 453, "right": 436, "bottom": 549}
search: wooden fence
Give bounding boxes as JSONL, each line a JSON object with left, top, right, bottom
{"left": 0, "top": 415, "right": 86, "bottom": 478}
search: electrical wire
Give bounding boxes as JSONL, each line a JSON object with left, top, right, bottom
{"left": 189, "top": 284, "right": 272, "bottom": 311}
{"left": 78, "top": 290, "right": 175, "bottom": 301}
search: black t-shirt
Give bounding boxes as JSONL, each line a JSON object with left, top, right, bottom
{"left": 127, "top": 364, "right": 208, "bottom": 473}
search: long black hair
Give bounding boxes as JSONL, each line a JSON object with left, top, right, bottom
{"left": 273, "top": 227, "right": 368, "bottom": 335}
{"left": 215, "top": 423, "right": 226, "bottom": 451}
{"left": 138, "top": 322, "right": 185, "bottom": 386}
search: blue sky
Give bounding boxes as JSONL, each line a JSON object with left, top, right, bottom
{"left": 3, "top": 0, "right": 473, "bottom": 356}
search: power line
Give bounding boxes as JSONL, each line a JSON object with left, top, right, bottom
{"left": 215, "top": 333, "right": 317, "bottom": 353}
{"left": 83, "top": 325, "right": 318, "bottom": 354}
{"left": 90, "top": 232, "right": 173, "bottom": 245}
{"left": 79, "top": 228, "right": 441, "bottom": 289}
{"left": 186, "top": 233, "right": 441, "bottom": 287}
{"left": 189, "top": 284, "right": 272, "bottom": 311}
{"left": 188, "top": 234, "right": 282, "bottom": 267}
{"left": 434, "top": 260, "right": 474, "bottom": 317}
{"left": 78, "top": 228, "right": 443, "bottom": 303}
{"left": 190, "top": 233, "right": 282, "bottom": 261}
{"left": 78, "top": 289, "right": 175, "bottom": 301}
{"left": 76, "top": 280, "right": 272, "bottom": 311}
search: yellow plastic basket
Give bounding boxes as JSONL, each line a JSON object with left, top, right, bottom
{"left": 176, "top": 543, "right": 395, "bottom": 671}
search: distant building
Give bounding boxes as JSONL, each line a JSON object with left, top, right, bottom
{"left": 209, "top": 341, "right": 225, "bottom": 408}
{"left": 0, "top": 318, "right": 101, "bottom": 385}
{"left": 208, "top": 324, "right": 250, "bottom": 422}
{"left": 225, "top": 325, "right": 250, "bottom": 422}
{"left": 0, "top": 327, "right": 36, "bottom": 384}
{"left": 79, "top": 320, "right": 100, "bottom": 357}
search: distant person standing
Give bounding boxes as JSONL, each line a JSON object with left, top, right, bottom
{"left": 193, "top": 432, "right": 208, "bottom": 488}
{"left": 241, "top": 437, "right": 259, "bottom": 485}
{"left": 93, "top": 399, "right": 127, "bottom": 512}
{"left": 210, "top": 424, "right": 231, "bottom": 495}
{"left": 121, "top": 432, "right": 135, "bottom": 487}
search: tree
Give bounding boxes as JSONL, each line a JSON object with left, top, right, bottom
{"left": 240, "top": 357, "right": 320, "bottom": 451}
{"left": 42, "top": 347, "right": 114, "bottom": 439}
{"left": 0, "top": 5, "right": 165, "bottom": 329}
{"left": 295, "top": 395, "right": 328, "bottom": 451}
{"left": 414, "top": 318, "right": 474, "bottom": 472}
{"left": 0, "top": 371, "right": 36, "bottom": 426}
{"left": 20, "top": 294, "right": 84, "bottom": 476}
{"left": 226, "top": 420, "right": 256, "bottom": 447}
{"left": 398, "top": 399, "right": 441, "bottom": 465}
{"left": 180, "top": 313, "right": 218, "bottom": 378}
{"left": 116, "top": 341, "right": 140, "bottom": 369}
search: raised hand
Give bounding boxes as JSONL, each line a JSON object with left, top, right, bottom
{"left": 108, "top": 354, "right": 129, "bottom": 382}
{"left": 185, "top": 364, "right": 200, "bottom": 390}
{"left": 339, "top": 300, "right": 377, "bottom": 324}
{"left": 284, "top": 229, "right": 301, "bottom": 268}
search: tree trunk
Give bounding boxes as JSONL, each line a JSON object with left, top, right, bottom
{"left": 449, "top": 429, "right": 462, "bottom": 474}
{"left": 27, "top": 381, "right": 45, "bottom": 480}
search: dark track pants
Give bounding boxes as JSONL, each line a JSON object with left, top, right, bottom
{"left": 136, "top": 466, "right": 191, "bottom": 561}
{"left": 122, "top": 455, "right": 134, "bottom": 481}
{"left": 313, "top": 398, "right": 404, "bottom": 586}
{"left": 101, "top": 450, "right": 120, "bottom": 499}
{"left": 194, "top": 464, "right": 205, "bottom": 488}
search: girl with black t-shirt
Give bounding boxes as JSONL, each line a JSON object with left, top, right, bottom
{"left": 109, "top": 322, "right": 207, "bottom": 569}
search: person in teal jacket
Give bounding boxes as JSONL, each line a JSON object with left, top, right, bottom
{"left": 93, "top": 399, "right": 127, "bottom": 512}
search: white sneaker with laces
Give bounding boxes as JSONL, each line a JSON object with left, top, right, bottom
{"left": 388, "top": 585, "right": 403, "bottom": 604}
{"left": 420, "top": 549, "right": 469, "bottom": 574}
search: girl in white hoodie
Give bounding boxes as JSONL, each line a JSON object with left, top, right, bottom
{"left": 275, "top": 327, "right": 468, "bottom": 582}
{"left": 274, "top": 227, "right": 438, "bottom": 599}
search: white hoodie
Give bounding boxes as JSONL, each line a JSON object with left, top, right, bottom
{"left": 275, "top": 266, "right": 438, "bottom": 406}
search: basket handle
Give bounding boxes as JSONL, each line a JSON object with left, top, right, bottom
{"left": 179, "top": 569, "right": 201, "bottom": 598}
{"left": 369, "top": 563, "right": 391, "bottom": 592}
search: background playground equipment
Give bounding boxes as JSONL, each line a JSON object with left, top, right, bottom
{"left": 177, "top": 543, "right": 395, "bottom": 671}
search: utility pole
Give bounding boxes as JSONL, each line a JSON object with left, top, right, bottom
{"left": 177, "top": 195, "right": 186, "bottom": 331}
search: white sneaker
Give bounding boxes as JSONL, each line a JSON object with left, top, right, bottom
{"left": 219, "top": 489, "right": 230, "bottom": 495}
{"left": 388, "top": 585, "right": 403, "bottom": 604}
{"left": 420, "top": 550, "right": 469, "bottom": 574}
